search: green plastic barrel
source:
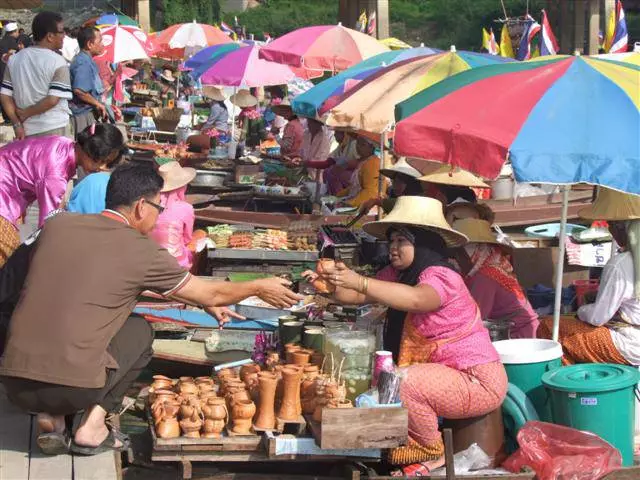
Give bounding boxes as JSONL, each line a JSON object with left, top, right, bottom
{"left": 542, "top": 364, "right": 640, "bottom": 466}
{"left": 493, "top": 339, "right": 563, "bottom": 422}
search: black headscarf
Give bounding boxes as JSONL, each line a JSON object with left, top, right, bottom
{"left": 390, "top": 173, "right": 424, "bottom": 198}
{"left": 383, "top": 226, "right": 456, "bottom": 363}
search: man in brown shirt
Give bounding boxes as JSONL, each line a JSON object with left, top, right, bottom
{"left": 0, "top": 162, "right": 301, "bottom": 455}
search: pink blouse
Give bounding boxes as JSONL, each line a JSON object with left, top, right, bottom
{"left": 377, "top": 265, "right": 499, "bottom": 371}
{"left": 0, "top": 136, "right": 76, "bottom": 228}
{"left": 149, "top": 196, "right": 195, "bottom": 270}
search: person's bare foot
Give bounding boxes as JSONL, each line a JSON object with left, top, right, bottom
{"left": 36, "top": 413, "right": 65, "bottom": 434}
{"left": 73, "top": 405, "right": 123, "bottom": 448}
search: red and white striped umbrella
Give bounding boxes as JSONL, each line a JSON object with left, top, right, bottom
{"left": 154, "top": 21, "right": 232, "bottom": 49}
{"left": 97, "top": 25, "right": 152, "bottom": 63}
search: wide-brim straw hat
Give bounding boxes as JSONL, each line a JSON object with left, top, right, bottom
{"left": 451, "top": 218, "right": 501, "bottom": 246}
{"left": 416, "top": 161, "right": 489, "bottom": 188}
{"left": 363, "top": 196, "right": 468, "bottom": 248}
{"left": 161, "top": 69, "right": 176, "bottom": 83}
{"left": 380, "top": 157, "right": 421, "bottom": 180}
{"left": 230, "top": 89, "right": 258, "bottom": 108}
{"left": 271, "top": 98, "right": 292, "bottom": 117}
{"left": 202, "top": 85, "right": 226, "bottom": 102}
{"left": 579, "top": 187, "right": 640, "bottom": 221}
{"left": 159, "top": 161, "right": 197, "bottom": 192}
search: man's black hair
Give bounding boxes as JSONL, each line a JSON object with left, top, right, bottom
{"left": 105, "top": 163, "right": 164, "bottom": 210}
{"left": 32, "top": 11, "right": 63, "bottom": 43}
{"left": 77, "top": 26, "right": 98, "bottom": 50}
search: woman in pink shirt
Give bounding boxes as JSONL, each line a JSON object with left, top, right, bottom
{"left": 149, "top": 161, "right": 196, "bottom": 270}
{"left": 306, "top": 196, "right": 507, "bottom": 476}
{"left": 451, "top": 218, "right": 539, "bottom": 339}
{"left": 0, "top": 123, "right": 125, "bottom": 266}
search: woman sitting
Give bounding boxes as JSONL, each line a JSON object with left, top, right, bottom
{"left": 307, "top": 196, "right": 507, "bottom": 476}
{"left": 452, "top": 218, "right": 538, "bottom": 338}
{"left": 149, "top": 162, "right": 197, "bottom": 270}
{"left": 0, "top": 124, "right": 125, "bottom": 266}
{"left": 538, "top": 187, "right": 640, "bottom": 366}
{"left": 359, "top": 157, "right": 424, "bottom": 214}
{"left": 201, "top": 86, "right": 229, "bottom": 134}
{"left": 232, "top": 90, "right": 267, "bottom": 148}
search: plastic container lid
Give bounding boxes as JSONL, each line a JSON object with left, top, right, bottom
{"left": 542, "top": 364, "right": 640, "bottom": 393}
{"left": 493, "top": 339, "right": 563, "bottom": 364}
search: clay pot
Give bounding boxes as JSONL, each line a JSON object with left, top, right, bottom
{"left": 151, "top": 389, "right": 178, "bottom": 404}
{"left": 284, "top": 344, "right": 302, "bottom": 364}
{"left": 151, "top": 375, "right": 174, "bottom": 390}
{"left": 178, "top": 382, "right": 199, "bottom": 396}
{"left": 199, "top": 391, "right": 218, "bottom": 402}
{"left": 291, "top": 350, "right": 311, "bottom": 366}
{"left": 198, "top": 382, "right": 215, "bottom": 394}
{"left": 254, "top": 372, "right": 278, "bottom": 430}
{"left": 303, "top": 365, "right": 319, "bottom": 377}
{"left": 217, "top": 369, "right": 237, "bottom": 381}
{"left": 156, "top": 416, "right": 180, "bottom": 438}
{"left": 265, "top": 351, "right": 280, "bottom": 371}
{"left": 203, "top": 418, "right": 226, "bottom": 438}
{"left": 231, "top": 399, "right": 256, "bottom": 434}
{"left": 229, "top": 389, "right": 251, "bottom": 405}
{"left": 195, "top": 376, "right": 214, "bottom": 386}
{"left": 180, "top": 411, "right": 203, "bottom": 438}
{"left": 240, "top": 364, "right": 261, "bottom": 382}
{"left": 311, "top": 352, "right": 325, "bottom": 367}
{"left": 331, "top": 399, "right": 353, "bottom": 409}
{"left": 202, "top": 397, "right": 228, "bottom": 421}
{"left": 179, "top": 376, "right": 195, "bottom": 383}
{"left": 277, "top": 367, "right": 302, "bottom": 421}
{"left": 180, "top": 396, "right": 201, "bottom": 419}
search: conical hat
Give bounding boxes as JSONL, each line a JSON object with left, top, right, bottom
{"left": 380, "top": 157, "right": 421, "bottom": 180}
{"left": 202, "top": 86, "right": 226, "bottom": 102}
{"left": 230, "top": 89, "right": 258, "bottom": 108}
{"left": 579, "top": 187, "right": 640, "bottom": 221}
{"left": 415, "top": 161, "right": 489, "bottom": 188}
{"left": 159, "top": 161, "right": 196, "bottom": 192}
{"left": 363, "top": 196, "right": 468, "bottom": 248}
{"left": 451, "top": 218, "right": 500, "bottom": 245}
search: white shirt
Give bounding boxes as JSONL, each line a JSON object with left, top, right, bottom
{"left": 61, "top": 36, "right": 80, "bottom": 64}
{"left": 578, "top": 251, "right": 640, "bottom": 365}
{"left": 1, "top": 46, "right": 72, "bottom": 135}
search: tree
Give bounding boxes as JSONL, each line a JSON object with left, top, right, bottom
{"left": 162, "top": 0, "right": 221, "bottom": 27}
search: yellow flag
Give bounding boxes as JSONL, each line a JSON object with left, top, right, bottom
{"left": 482, "top": 28, "right": 491, "bottom": 52}
{"left": 357, "top": 10, "right": 368, "bottom": 32}
{"left": 499, "top": 23, "right": 515, "bottom": 58}
{"left": 604, "top": 2, "right": 617, "bottom": 52}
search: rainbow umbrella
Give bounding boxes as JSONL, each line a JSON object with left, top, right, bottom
{"left": 323, "top": 48, "right": 514, "bottom": 134}
{"left": 259, "top": 24, "right": 389, "bottom": 72}
{"left": 394, "top": 55, "right": 640, "bottom": 190}
{"left": 394, "top": 55, "right": 640, "bottom": 341}
{"left": 596, "top": 51, "right": 640, "bottom": 66}
{"left": 292, "top": 46, "right": 440, "bottom": 118}
{"left": 184, "top": 43, "right": 243, "bottom": 79}
{"left": 199, "top": 45, "right": 322, "bottom": 87}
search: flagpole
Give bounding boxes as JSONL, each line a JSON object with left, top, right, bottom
{"left": 499, "top": 0, "right": 508, "bottom": 20}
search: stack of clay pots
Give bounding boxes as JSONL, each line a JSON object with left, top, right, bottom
{"left": 218, "top": 367, "right": 257, "bottom": 434}
{"left": 149, "top": 375, "right": 227, "bottom": 439}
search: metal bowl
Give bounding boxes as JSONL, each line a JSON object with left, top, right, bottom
{"left": 191, "top": 170, "right": 231, "bottom": 187}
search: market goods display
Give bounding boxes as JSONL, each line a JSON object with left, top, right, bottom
{"left": 229, "top": 232, "right": 253, "bottom": 249}
{"left": 206, "top": 225, "right": 318, "bottom": 252}
{"left": 207, "top": 224, "right": 234, "bottom": 248}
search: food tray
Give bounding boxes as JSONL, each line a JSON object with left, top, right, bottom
{"left": 208, "top": 248, "right": 318, "bottom": 262}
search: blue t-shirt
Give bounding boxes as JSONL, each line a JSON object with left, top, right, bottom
{"left": 69, "top": 51, "right": 104, "bottom": 115}
{"left": 67, "top": 172, "right": 110, "bottom": 214}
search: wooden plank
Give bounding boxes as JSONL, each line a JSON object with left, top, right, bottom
{"left": 72, "top": 450, "right": 118, "bottom": 480}
{"left": 28, "top": 416, "right": 73, "bottom": 480}
{"left": 603, "top": 467, "right": 640, "bottom": 479}
{"left": 316, "top": 407, "right": 408, "bottom": 450}
{"left": 0, "top": 385, "right": 31, "bottom": 480}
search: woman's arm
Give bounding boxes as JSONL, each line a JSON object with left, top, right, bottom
{"left": 578, "top": 261, "right": 626, "bottom": 326}
{"left": 345, "top": 158, "right": 380, "bottom": 207}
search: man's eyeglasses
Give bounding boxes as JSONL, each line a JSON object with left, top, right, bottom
{"left": 147, "top": 200, "right": 165, "bottom": 214}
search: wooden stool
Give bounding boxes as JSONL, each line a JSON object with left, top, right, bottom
{"left": 441, "top": 407, "right": 506, "bottom": 467}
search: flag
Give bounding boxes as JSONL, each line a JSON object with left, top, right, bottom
{"left": 234, "top": 16, "right": 239, "bottom": 26}
{"left": 499, "top": 23, "right": 515, "bottom": 58}
{"left": 367, "top": 11, "right": 377, "bottom": 36}
{"left": 489, "top": 28, "right": 499, "bottom": 55}
{"left": 482, "top": 28, "right": 498, "bottom": 55}
{"left": 540, "top": 9, "right": 559, "bottom": 56}
{"left": 605, "top": 0, "right": 629, "bottom": 53}
{"left": 356, "top": 10, "right": 367, "bottom": 32}
{"left": 517, "top": 14, "right": 541, "bottom": 61}
{"left": 220, "top": 21, "right": 235, "bottom": 37}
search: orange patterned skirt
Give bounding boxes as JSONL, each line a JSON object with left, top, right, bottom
{"left": 538, "top": 315, "right": 629, "bottom": 365}
{"left": 0, "top": 216, "right": 20, "bottom": 268}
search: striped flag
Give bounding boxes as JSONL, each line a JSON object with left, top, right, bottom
{"left": 482, "top": 28, "right": 499, "bottom": 55}
{"left": 367, "top": 11, "right": 376, "bottom": 36}
{"left": 517, "top": 14, "right": 541, "bottom": 61}
{"left": 499, "top": 23, "right": 515, "bottom": 58}
{"left": 605, "top": 0, "right": 629, "bottom": 53}
{"left": 540, "top": 9, "right": 559, "bottom": 55}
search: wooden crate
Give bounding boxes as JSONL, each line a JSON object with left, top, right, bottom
{"left": 306, "top": 407, "right": 408, "bottom": 450}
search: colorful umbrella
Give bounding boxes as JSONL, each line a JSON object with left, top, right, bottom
{"left": 153, "top": 21, "right": 232, "bottom": 50}
{"left": 292, "top": 46, "right": 440, "bottom": 118}
{"left": 259, "top": 24, "right": 389, "bottom": 72}
{"left": 199, "top": 45, "right": 322, "bottom": 88}
{"left": 597, "top": 51, "right": 640, "bottom": 66}
{"left": 98, "top": 25, "right": 152, "bottom": 64}
{"left": 184, "top": 43, "right": 243, "bottom": 79}
{"left": 379, "top": 37, "right": 412, "bottom": 50}
{"left": 394, "top": 55, "right": 640, "bottom": 193}
{"left": 323, "top": 48, "right": 513, "bottom": 134}
{"left": 95, "top": 13, "right": 138, "bottom": 27}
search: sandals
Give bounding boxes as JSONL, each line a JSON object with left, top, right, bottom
{"left": 71, "top": 428, "right": 130, "bottom": 456}
{"left": 37, "top": 432, "right": 71, "bottom": 456}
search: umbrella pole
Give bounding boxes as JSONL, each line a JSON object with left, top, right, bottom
{"left": 552, "top": 185, "right": 570, "bottom": 342}
{"left": 230, "top": 87, "right": 237, "bottom": 140}
{"left": 377, "top": 128, "right": 387, "bottom": 220}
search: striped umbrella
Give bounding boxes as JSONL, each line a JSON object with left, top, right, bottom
{"left": 322, "top": 48, "right": 513, "bottom": 134}
{"left": 95, "top": 13, "right": 138, "bottom": 27}
{"left": 292, "top": 46, "right": 440, "bottom": 118}
{"left": 151, "top": 22, "right": 232, "bottom": 59}
{"left": 97, "top": 25, "right": 152, "bottom": 64}
{"left": 259, "top": 24, "right": 389, "bottom": 72}
{"left": 394, "top": 55, "right": 640, "bottom": 192}
{"left": 597, "top": 51, "right": 640, "bottom": 66}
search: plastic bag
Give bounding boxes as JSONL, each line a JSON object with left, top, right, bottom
{"left": 503, "top": 421, "right": 622, "bottom": 480}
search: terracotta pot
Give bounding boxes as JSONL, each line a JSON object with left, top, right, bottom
{"left": 243, "top": 371, "right": 260, "bottom": 391}
{"left": 291, "top": 350, "right": 311, "bottom": 366}
{"left": 198, "top": 382, "right": 215, "bottom": 394}
{"left": 180, "top": 411, "right": 203, "bottom": 438}
{"left": 240, "top": 364, "right": 261, "bottom": 382}
{"left": 254, "top": 372, "right": 278, "bottom": 430}
{"left": 203, "top": 418, "right": 226, "bottom": 438}
{"left": 303, "top": 365, "right": 319, "bottom": 377}
{"left": 202, "top": 397, "right": 228, "bottom": 421}
{"left": 284, "top": 344, "right": 302, "bottom": 363}
{"left": 229, "top": 389, "right": 251, "bottom": 405}
{"left": 151, "top": 376, "right": 174, "bottom": 390}
{"left": 178, "top": 382, "right": 199, "bottom": 396}
{"left": 156, "top": 417, "right": 180, "bottom": 438}
{"left": 162, "top": 400, "right": 181, "bottom": 419}
{"left": 277, "top": 367, "right": 302, "bottom": 421}
{"left": 231, "top": 400, "right": 256, "bottom": 434}
{"left": 179, "top": 396, "right": 201, "bottom": 419}
{"left": 332, "top": 399, "right": 353, "bottom": 409}
{"left": 217, "top": 368, "right": 236, "bottom": 381}
{"left": 195, "top": 376, "right": 214, "bottom": 386}
{"left": 179, "top": 376, "right": 194, "bottom": 383}
{"left": 151, "top": 389, "right": 177, "bottom": 404}
{"left": 199, "top": 391, "right": 218, "bottom": 403}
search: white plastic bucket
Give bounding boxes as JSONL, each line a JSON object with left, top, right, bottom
{"left": 491, "top": 177, "right": 515, "bottom": 200}
{"left": 493, "top": 339, "right": 563, "bottom": 364}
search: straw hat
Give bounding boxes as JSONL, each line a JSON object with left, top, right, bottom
{"left": 445, "top": 200, "right": 496, "bottom": 225}
{"left": 230, "top": 89, "right": 258, "bottom": 108}
{"left": 363, "top": 196, "right": 468, "bottom": 248}
{"left": 579, "top": 187, "right": 640, "bottom": 221}
{"left": 158, "top": 161, "right": 196, "bottom": 193}
{"left": 202, "top": 85, "right": 226, "bottom": 102}
{"left": 415, "top": 161, "right": 489, "bottom": 188}
{"left": 271, "top": 98, "right": 293, "bottom": 117}
{"left": 160, "top": 69, "right": 176, "bottom": 83}
{"left": 451, "top": 218, "right": 500, "bottom": 245}
{"left": 380, "top": 157, "right": 421, "bottom": 180}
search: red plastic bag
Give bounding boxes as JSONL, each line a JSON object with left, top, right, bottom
{"left": 503, "top": 421, "right": 622, "bottom": 480}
